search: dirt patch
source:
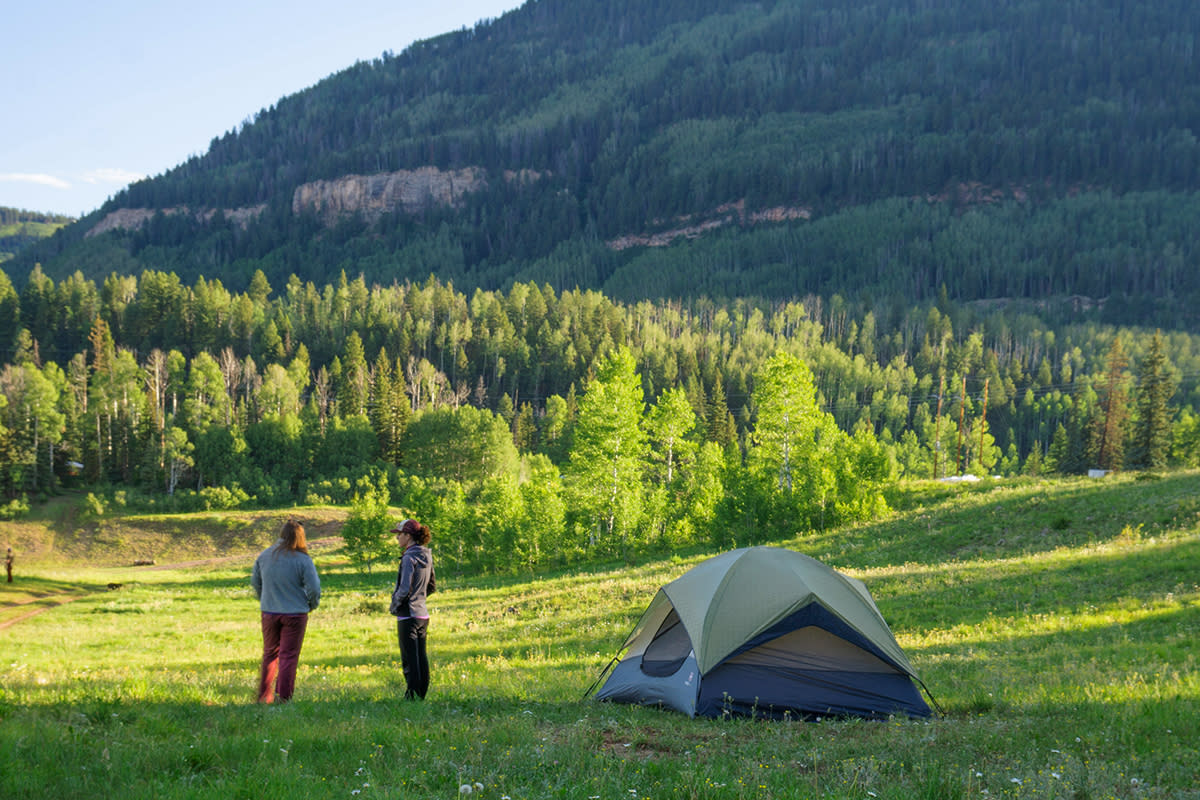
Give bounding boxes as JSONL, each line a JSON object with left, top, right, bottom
{"left": 8, "top": 504, "right": 347, "bottom": 568}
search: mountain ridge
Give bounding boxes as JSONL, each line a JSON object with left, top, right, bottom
{"left": 8, "top": 0, "right": 1200, "bottom": 330}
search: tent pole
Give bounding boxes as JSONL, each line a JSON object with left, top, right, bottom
{"left": 582, "top": 655, "right": 621, "bottom": 699}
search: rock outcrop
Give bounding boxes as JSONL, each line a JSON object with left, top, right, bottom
{"left": 291, "top": 166, "right": 487, "bottom": 223}
{"left": 607, "top": 203, "right": 811, "bottom": 251}
{"left": 86, "top": 205, "right": 266, "bottom": 238}
{"left": 84, "top": 166, "right": 489, "bottom": 236}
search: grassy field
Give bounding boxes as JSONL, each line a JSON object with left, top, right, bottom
{"left": 2, "top": 471, "right": 1198, "bottom": 799}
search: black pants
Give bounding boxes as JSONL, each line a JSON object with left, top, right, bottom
{"left": 397, "top": 617, "right": 430, "bottom": 699}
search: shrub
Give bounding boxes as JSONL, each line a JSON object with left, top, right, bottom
{"left": 0, "top": 496, "right": 30, "bottom": 520}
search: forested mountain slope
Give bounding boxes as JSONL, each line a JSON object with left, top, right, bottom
{"left": 0, "top": 208, "right": 72, "bottom": 264}
{"left": 12, "top": 0, "right": 1200, "bottom": 330}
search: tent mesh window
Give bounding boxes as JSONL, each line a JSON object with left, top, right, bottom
{"left": 640, "top": 608, "right": 692, "bottom": 677}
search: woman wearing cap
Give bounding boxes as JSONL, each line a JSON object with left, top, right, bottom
{"left": 389, "top": 518, "right": 436, "bottom": 699}
{"left": 251, "top": 519, "right": 321, "bottom": 703}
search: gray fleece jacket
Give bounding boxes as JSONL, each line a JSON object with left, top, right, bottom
{"left": 251, "top": 545, "right": 321, "bottom": 614}
{"left": 390, "top": 544, "right": 435, "bottom": 618}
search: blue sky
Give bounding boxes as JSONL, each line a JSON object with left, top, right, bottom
{"left": 0, "top": 0, "right": 525, "bottom": 218}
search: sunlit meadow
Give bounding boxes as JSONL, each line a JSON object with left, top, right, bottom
{"left": 2, "top": 471, "right": 1198, "bottom": 799}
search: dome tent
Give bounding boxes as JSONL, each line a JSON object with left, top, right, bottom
{"left": 589, "top": 547, "right": 935, "bottom": 719}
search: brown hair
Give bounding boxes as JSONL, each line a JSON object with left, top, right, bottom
{"left": 275, "top": 519, "right": 308, "bottom": 554}
{"left": 399, "top": 518, "right": 432, "bottom": 546}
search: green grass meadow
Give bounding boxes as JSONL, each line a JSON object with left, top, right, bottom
{"left": 2, "top": 471, "right": 1198, "bottom": 799}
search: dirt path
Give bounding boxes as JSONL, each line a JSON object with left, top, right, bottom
{"left": 0, "top": 536, "right": 343, "bottom": 631}
{"left": 0, "top": 594, "right": 85, "bottom": 631}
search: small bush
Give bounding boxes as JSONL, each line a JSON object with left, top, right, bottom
{"left": 80, "top": 492, "right": 106, "bottom": 521}
{"left": 0, "top": 496, "right": 30, "bottom": 520}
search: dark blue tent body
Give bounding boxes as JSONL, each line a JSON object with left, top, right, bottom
{"left": 592, "top": 547, "right": 933, "bottom": 720}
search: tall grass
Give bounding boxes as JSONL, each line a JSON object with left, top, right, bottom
{"left": 2, "top": 471, "right": 1198, "bottom": 799}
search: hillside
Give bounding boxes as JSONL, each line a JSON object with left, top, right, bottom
{"left": 8, "top": 0, "right": 1200, "bottom": 331}
{"left": 0, "top": 207, "right": 73, "bottom": 263}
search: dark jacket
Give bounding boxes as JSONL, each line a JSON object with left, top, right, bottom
{"left": 390, "top": 544, "right": 435, "bottom": 618}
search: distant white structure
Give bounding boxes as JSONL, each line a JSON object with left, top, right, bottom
{"left": 1088, "top": 469, "right": 1110, "bottom": 478}
{"left": 938, "top": 474, "right": 980, "bottom": 483}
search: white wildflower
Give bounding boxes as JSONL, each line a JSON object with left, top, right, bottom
{"left": 460, "top": 785, "right": 473, "bottom": 795}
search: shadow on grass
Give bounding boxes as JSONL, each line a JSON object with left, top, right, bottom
{"left": 826, "top": 470, "right": 1200, "bottom": 568}
{"left": 0, "top": 574, "right": 100, "bottom": 605}
{"left": 871, "top": 533, "right": 1200, "bottom": 632}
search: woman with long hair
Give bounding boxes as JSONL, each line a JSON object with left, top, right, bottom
{"left": 251, "top": 519, "right": 321, "bottom": 703}
{"left": 389, "top": 518, "right": 436, "bottom": 699}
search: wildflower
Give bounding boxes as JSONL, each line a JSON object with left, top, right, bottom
{"left": 1052, "top": 773, "right": 1062, "bottom": 780}
{"left": 474, "top": 783, "right": 484, "bottom": 791}
{"left": 460, "top": 785, "right": 473, "bottom": 795}
{"left": 1010, "top": 778, "right": 1023, "bottom": 786}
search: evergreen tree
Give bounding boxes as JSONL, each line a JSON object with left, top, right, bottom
{"left": 339, "top": 331, "right": 369, "bottom": 418}
{"left": 513, "top": 403, "right": 537, "bottom": 452}
{"left": 370, "top": 350, "right": 409, "bottom": 466}
{"left": 1045, "top": 424, "right": 1068, "bottom": 474}
{"left": 704, "top": 372, "right": 737, "bottom": 450}
{"left": 1127, "top": 331, "right": 1175, "bottom": 470}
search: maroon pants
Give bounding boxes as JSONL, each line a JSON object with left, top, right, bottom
{"left": 258, "top": 612, "right": 308, "bottom": 703}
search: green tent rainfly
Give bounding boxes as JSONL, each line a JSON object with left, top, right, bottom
{"left": 590, "top": 546, "right": 936, "bottom": 719}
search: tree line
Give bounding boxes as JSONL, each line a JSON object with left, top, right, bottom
{"left": 2, "top": 268, "right": 1196, "bottom": 572}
